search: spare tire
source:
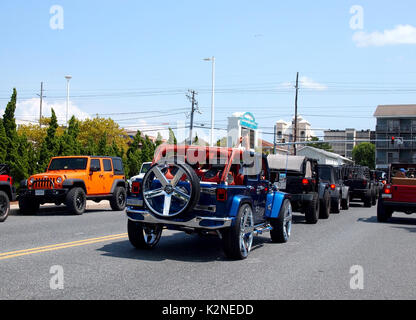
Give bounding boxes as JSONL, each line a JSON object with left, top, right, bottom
{"left": 142, "top": 162, "right": 200, "bottom": 218}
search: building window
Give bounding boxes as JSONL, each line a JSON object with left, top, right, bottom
{"left": 388, "top": 152, "right": 399, "bottom": 164}
{"left": 388, "top": 120, "right": 400, "bottom": 132}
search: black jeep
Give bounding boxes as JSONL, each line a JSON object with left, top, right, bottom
{"left": 343, "top": 165, "right": 377, "bottom": 208}
{"left": 318, "top": 165, "right": 350, "bottom": 214}
{"left": 268, "top": 155, "right": 320, "bottom": 224}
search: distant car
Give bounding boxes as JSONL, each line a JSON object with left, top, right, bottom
{"left": 0, "top": 164, "right": 16, "bottom": 223}
{"left": 19, "top": 156, "right": 127, "bottom": 215}
{"left": 126, "top": 145, "right": 292, "bottom": 260}
{"left": 268, "top": 155, "right": 320, "bottom": 224}
{"left": 318, "top": 165, "right": 350, "bottom": 213}
{"left": 127, "top": 162, "right": 152, "bottom": 192}
{"left": 373, "top": 170, "right": 387, "bottom": 194}
{"left": 378, "top": 164, "right": 416, "bottom": 222}
{"left": 343, "top": 165, "right": 377, "bottom": 207}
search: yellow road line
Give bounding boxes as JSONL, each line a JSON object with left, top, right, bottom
{"left": 0, "top": 233, "right": 128, "bottom": 261}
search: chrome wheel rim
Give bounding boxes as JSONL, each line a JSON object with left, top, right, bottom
{"left": 240, "top": 206, "right": 254, "bottom": 258}
{"left": 283, "top": 203, "right": 293, "bottom": 240}
{"left": 143, "top": 225, "right": 161, "bottom": 245}
{"left": 143, "top": 164, "right": 192, "bottom": 217}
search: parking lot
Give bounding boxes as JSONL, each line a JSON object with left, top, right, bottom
{"left": 1, "top": 201, "right": 415, "bottom": 300}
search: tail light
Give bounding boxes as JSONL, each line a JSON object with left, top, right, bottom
{"left": 363, "top": 180, "right": 368, "bottom": 186}
{"left": 216, "top": 188, "right": 227, "bottom": 202}
{"left": 330, "top": 184, "right": 336, "bottom": 190}
{"left": 382, "top": 180, "right": 387, "bottom": 185}
{"left": 384, "top": 185, "right": 392, "bottom": 194}
{"left": 302, "top": 179, "right": 309, "bottom": 185}
{"left": 131, "top": 181, "right": 141, "bottom": 194}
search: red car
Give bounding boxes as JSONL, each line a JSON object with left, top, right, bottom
{"left": 0, "top": 164, "right": 16, "bottom": 222}
{"left": 378, "top": 163, "right": 416, "bottom": 222}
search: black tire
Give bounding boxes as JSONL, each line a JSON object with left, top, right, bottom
{"left": 319, "top": 191, "right": 331, "bottom": 219}
{"left": 222, "top": 203, "right": 254, "bottom": 260}
{"left": 0, "top": 191, "right": 10, "bottom": 222}
{"left": 128, "top": 220, "right": 162, "bottom": 250}
{"left": 372, "top": 191, "right": 377, "bottom": 206}
{"left": 304, "top": 193, "right": 319, "bottom": 224}
{"left": 363, "top": 194, "right": 372, "bottom": 208}
{"left": 110, "top": 186, "right": 127, "bottom": 211}
{"left": 341, "top": 195, "right": 350, "bottom": 210}
{"left": 142, "top": 162, "right": 200, "bottom": 218}
{"left": 18, "top": 197, "right": 40, "bottom": 215}
{"left": 331, "top": 196, "right": 341, "bottom": 214}
{"left": 377, "top": 201, "right": 393, "bottom": 222}
{"left": 270, "top": 199, "right": 292, "bottom": 243}
{"left": 66, "top": 187, "right": 86, "bottom": 215}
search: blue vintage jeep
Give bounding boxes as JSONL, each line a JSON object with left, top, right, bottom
{"left": 126, "top": 145, "right": 292, "bottom": 260}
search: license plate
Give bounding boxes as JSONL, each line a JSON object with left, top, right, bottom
{"left": 127, "top": 198, "right": 143, "bottom": 207}
{"left": 382, "top": 194, "right": 392, "bottom": 199}
{"left": 35, "top": 190, "right": 45, "bottom": 196}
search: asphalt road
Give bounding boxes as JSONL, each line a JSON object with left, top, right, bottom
{"left": 0, "top": 201, "right": 415, "bottom": 300}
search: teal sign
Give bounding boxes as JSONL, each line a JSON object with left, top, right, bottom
{"left": 239, "top": 112, "right": 258, "bottom": 130}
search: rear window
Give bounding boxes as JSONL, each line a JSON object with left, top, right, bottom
{"left": 318, "top": 167, "right": 332, "bottom": 182}
{"left": 113, "top": 158, "right": 124, "bottom": 175}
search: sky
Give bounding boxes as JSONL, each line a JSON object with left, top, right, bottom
{"left": 1, "top": 0, "right": 416, "bottom": 142}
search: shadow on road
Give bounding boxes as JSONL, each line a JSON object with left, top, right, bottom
{"left": 98, "top": 232, "right": 272, "bottom": 263}
{"left": 358, "top": 215, "right": 416, "bottom": 234}
{"left": 10, "top": 206, "right": 113, "bottom": 217}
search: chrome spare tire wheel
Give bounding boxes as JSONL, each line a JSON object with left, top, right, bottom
{"left": 142, "top": 162, "right": 200, "bottom": 218}
{"left": 222, "top": 204, "right": 254, "bottom": 260}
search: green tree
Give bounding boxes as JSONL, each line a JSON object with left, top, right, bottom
{"left": 308, "top": 137, "right": 333, "bottom": 152}
{"left": 155, "top": 132, "right": 163, "bottom": 147}
{"left": 2, "top": 89, "right": 29, "bottom": 183}
{"left": 0, "top": 119, "right": 7, "bottom": 163}
{"left": 38, "top": 109, "right": 59, "bottom": 170}
{"left": 352, "top": 142, "right": 376, "bottom": 169}
{"left": 59, "top": 116, "right": 81, "bottom": 156}
{"left": 168, "top": 128, "right": 177, "bottom": 145}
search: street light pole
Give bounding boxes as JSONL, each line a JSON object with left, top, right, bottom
{"left": 65, "top": 75, "right": 72, "bottom": 127}
{"left": 204, "top": 57, "right": 216, "bottom": 146}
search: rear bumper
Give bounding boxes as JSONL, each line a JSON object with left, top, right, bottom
{"left": 126, "top": 207, "right": 233, "bottom": 230}
{"left": 289, "top": 193, "right": 314, "bottom": 202}
{"left": 350, "top": 189, "right": 370, "bottom": 198}
{"left": 382, "top": 200, "right": 416, "bottom": 212}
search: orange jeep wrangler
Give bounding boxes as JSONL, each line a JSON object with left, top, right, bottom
{"left": 19, "top": 156, "right": 127, "bottom": 215}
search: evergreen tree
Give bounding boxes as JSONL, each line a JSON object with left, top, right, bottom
{"left": 156, "top": 132, "right": 163, "bottom": 147}
{"left": 97, "top": 133, "right": 109, "bottom": 156}
{"left": 38, "top": 109, "right": 59, "bottom": 170}
{"left": 59, "top": 116, "right": 81, "bottom": 156}
{"left": 168, "top": 128, "right": 177, "bottom": 145}
{"left": 0, "top": 119, "right": 7, "bottom": 163}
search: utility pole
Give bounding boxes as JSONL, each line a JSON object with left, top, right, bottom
{"left": 273, "top": 124, "right": 277, "bottom": 154}
{"left": 187, "top": 90, "right": 200, "bottom": 145}
{"left": 37, "top": 82, "right": 45, "bottom": 127}
{"left": 294, "top": 72, "right": 299, "bottom": 155}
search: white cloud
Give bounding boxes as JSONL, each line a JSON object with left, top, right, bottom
{"left": 280, "top": 76, "right": 327, "bottom": 91}
{"left": 3, "top": 98, "right": 90, "bottom": 126}
{"left": 299, "top": 76, "right": 328, "bottom": 91}
{"left": 353, "top": 24, "right": 416, "bottom": 47}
